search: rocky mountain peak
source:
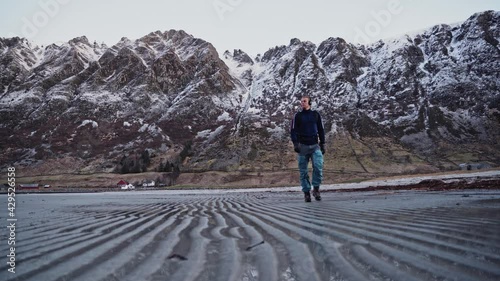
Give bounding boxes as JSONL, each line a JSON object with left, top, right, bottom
{"left": 230, "top": 49, "right": 254, "bottom": 65}
{"left": 68, "top": 36, "right": 91, "bottom": 46}
{"left": 289, "top": 38, "right": 302, "bottom": 46}
{"left": 0, "top": 36, "right": 30, "bottom": 48}
{"left": 163, "top": 29, "right": 190, "bottom": 41}
{"left": 138, "top": 30, "right": 163, "bottom": 44}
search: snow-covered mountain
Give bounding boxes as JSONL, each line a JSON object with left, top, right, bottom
{"left": 1, "top": 11, "right": 499, "bottom": 178}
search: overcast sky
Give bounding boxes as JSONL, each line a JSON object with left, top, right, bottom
{"left": 1, "top": 0, "right": 499, "bottom": 57}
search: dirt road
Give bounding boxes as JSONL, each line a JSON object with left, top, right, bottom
{"left": 1, "top": 188, "right": 500, "bottom": 281}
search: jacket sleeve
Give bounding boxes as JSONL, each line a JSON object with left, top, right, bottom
{"left": 317, "top": 112, "right": 325, "bottom": 144}
{"left": 290, "top": 113, "right": 299, "bottom": 144}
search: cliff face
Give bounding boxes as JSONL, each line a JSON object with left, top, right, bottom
{"left": 1, "top": 11, "right": 499, "bottom": 177}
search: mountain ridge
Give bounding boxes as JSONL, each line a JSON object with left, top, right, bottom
{"left": 1, "top": 10, "right": 499, "bottom": 184}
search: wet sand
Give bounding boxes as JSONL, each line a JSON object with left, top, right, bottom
{"left": 1, "top": 187, "right": 500, "bottom": 281}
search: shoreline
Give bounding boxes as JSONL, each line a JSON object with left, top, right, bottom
{"left": 3, "top": 169, "right": 500, "bottom": 195}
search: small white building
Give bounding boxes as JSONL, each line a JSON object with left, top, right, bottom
{"left": 142, "top": 180, "right": 155, "bottom": 187}
{"left": 120, "top": 184, "right": 135, "bottom": 190}
{"left": 117, "top": 180, "right": 134, "bottom": 190}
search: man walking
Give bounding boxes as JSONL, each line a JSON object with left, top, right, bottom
{"left": 290, "top": 95, "right": 325, "bottom": 202}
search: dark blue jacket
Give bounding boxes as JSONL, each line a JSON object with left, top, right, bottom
{"left": 290, "top": 109, "right": 325, "bottom": 145}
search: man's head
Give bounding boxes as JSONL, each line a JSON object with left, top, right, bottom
{"left": 300, "top": 95, "right": 312, "bottom": 110}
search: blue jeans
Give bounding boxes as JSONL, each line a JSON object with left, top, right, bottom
{"left": 297, "top": 144, "right": 323, "bottom": 193}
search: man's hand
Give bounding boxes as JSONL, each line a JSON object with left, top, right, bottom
{"left": 294, "top": 143, "right": 300, "bottom": 153}
{"left": 320, "top": 143, "right": 325, "bottom": 155}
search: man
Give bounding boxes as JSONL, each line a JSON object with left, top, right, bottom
{"left": 290, "top": 95, "right": 325, "bottom": 202}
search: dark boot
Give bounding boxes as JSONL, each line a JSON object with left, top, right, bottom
{"left": 312, "top": 186, "right": 321, "bottom": 201}
{"left": 304, "top": 191, "right": 311, "bottom": 202}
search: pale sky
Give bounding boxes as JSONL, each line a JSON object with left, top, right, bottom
{"left": 1, "top": 0, "right": 499, "bottom": 57}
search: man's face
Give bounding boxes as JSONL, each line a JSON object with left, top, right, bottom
{"left": 300, "top": 97, "right": 310, "bottom": 110}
